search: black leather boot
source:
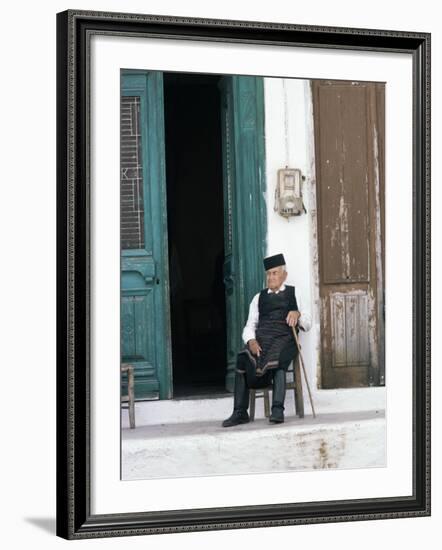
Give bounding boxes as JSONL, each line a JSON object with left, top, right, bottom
{"left": 269, "top": 368, "right": 286, "bottom": 423}
{"left": 222, "top": 371, "right": 250, "bottom": 427}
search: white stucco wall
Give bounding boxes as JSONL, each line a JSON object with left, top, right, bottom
{"left": 263, "top": 77, "right": 320, "bottom": 389}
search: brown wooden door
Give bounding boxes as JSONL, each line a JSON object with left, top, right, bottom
{"left": 312, "top": 80, "right": 385, "bottom": 389}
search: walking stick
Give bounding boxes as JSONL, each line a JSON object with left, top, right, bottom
{"left": 291, "top": 326, "right": 316, "bottom": 418}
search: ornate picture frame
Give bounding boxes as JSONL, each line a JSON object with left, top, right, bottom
{"left": 56, "top": 9, "right": 430, "bottom": 539}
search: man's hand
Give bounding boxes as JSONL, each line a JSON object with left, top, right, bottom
{"left": 248, "top": 339, "right": 262, "bottom": 357}
{"left": 286, "top": 310, "right": 301, "bottom": 327}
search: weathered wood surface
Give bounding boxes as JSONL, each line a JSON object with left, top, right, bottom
{"left": 312, "top": 81, "right": 385, "bottom": 388}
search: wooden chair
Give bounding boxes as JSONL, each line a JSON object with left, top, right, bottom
{"left": 249, "top": 355, "right": 304, "bottom": 421}
{"left": 121, "top": 364, "right": 135, "bottom": 429}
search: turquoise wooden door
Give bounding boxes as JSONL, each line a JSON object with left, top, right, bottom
{"left": 219, "top": 76, "right": 267, "bottom": 391}
{"left": 120, "top": 71, "right": 172, "bottom": 400}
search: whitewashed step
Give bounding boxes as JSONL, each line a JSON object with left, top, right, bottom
{"left": 122, "top": 410, "right": 385, "bottom": 480}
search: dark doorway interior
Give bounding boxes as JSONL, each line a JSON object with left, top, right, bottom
{"left": 163, "top": 73, "right": 228, "bottom": 398}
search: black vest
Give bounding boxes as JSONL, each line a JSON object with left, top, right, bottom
{"left": 258, "top": 285, "right": 298, "bottom": 323}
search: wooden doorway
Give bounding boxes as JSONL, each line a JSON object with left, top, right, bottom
{"left": 312, "top": 80, "right": 385, "bottom": 388}
{"left": 120, "top": 71, "right": 267, "bottom": 400}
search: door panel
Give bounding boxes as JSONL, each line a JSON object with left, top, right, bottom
{"left": 219, "top": 76, "right": 267, "bottom": 391}
{"left": 121, "top": 71, "right": 172, "bottom": 399}
{"left": 312, "top": 80, "right": 385, "bottom": 388}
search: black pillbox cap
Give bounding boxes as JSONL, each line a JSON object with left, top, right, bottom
{"left": 263, "top": 253, "right": 285, "bottom": 271}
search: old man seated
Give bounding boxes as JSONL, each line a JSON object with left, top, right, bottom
{"left": 222, "top": 253, "right": 311, "bottom": 426}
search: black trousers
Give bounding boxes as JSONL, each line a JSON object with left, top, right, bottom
{"left": 236, "top": 340, "right": 298, "bottom": 389}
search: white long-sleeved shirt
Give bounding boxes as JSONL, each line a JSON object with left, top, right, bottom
{"left": 242, "top": 284, "right": 312, "bottom": 345}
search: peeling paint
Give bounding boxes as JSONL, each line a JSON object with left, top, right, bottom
{"left": 372, "top": 124, "right": 385, "bottom": 384}
{"left": 305, "top": 81, "right": 323, "bottom": 388}
{"left": 338, "top": 194, "right": 351, "bottom": 280}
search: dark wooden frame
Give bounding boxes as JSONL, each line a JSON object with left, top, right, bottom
{"left": 56, "top": 9, "right": 431, "bottom": 539}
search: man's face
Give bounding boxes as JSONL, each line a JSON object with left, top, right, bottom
{"left": 266, "top": 266, "right": 287, "bottom": 290}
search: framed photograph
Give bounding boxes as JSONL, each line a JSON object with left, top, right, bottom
{"left": 56, "top": 9, "right": 430, "bottom": 539}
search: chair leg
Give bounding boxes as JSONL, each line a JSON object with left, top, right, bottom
{"left": 249, "top": 390, "right": 256, "bottom": 421}
{"left": 128, "top": 366, "right": 135, "bottom": 429}
{"left": 294, "top": 358, "right": 304, "bottom": 418}
{"left": 129, "top": 403, "right": 135, "bottom": 429}
{"left": 263, "top": 389, "right": 270, "bottom": 417}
